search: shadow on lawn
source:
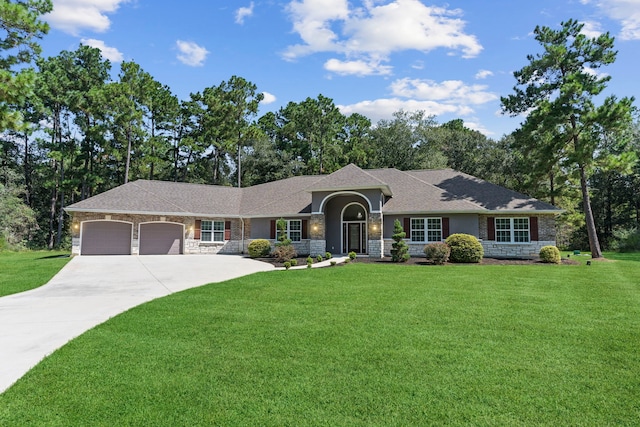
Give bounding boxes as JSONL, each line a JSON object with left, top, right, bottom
{"left": 36, "top": 254, "right": 71, "bottom": 260}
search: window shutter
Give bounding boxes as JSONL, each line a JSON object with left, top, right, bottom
{"left": 442, "top": 217, "right": 450, "bottom": 239}
{"left": 194, "top": 219, "right": 201, "bottom": 240}
{"left": 530, "top": 216, "right": 539, "bottom": 241}
{"left": 302, "top": 219, "right": 308, "bottom": 239}
{"left": 270, "top": 220, "right": 276, "bottom": 239}
{"left": 403, "top": 218, "right": 410, "bottom": 235}
{"left": 224, "top": 221, "right": 231, "bottom": 240}
{"left": 487, "top": 217, "right": 495, "bottom": 241}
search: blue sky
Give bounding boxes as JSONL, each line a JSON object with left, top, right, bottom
{"left": 40, "top": 0, "right": 640, "bottom": 137}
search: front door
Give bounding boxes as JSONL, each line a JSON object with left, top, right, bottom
{"left": 343, "top": 222, "right": 366, "bottom": 254}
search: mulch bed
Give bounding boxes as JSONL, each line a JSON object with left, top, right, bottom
{"left": 255, "top": 255, "right": 580, "bottom": 268}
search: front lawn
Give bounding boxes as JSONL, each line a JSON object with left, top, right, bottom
{"left": 0, "top": 250, "right": 71, "bottom": 297}
{"left": 1, "top": 255, "right": 639, "bottom": 425}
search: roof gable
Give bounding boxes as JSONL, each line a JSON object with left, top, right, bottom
{"left": 306, "top": 163, "right": 392, "bottom": 196}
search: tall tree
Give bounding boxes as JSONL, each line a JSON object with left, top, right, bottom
{"left": 0, "top": 0, "right": 52, "bottom": 130}
{"left": 369, "top": 110, "right": 444, "bottom": 170}
{"left": 215, "top": 76, "right": 263, "bottom": 187}
{"left": 105, "top": 61, "right": 150, "bottom": 184}
{"left": 501, "top": 19, "right": 635, "bottom": 258}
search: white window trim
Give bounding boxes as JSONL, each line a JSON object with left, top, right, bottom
{"left": 201, "top": 220, "right": 225, "bottom": 243}
{"left": 495, "top": 217, "right": 530, "bottom": 244}
{"left": 410, "top": 217, "right": 443, "bottom": 243}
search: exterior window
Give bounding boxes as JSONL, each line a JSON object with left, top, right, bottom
{"left": 288, "top": 220, "right": 302, "bottom": 242}
{"left": 201, "top": 220, "right": 225, "bottom": 242}
{"left": 495, "top": 217, "right": 529, "bottom": 243}
{"left": 411, "top": 218, "right": 442, "bottom": 242}
{"left": 278, "top": 220, "right": 302, "bottom": 242}
{"left": 411, "top": 218, "right": 425, "bottom": 242}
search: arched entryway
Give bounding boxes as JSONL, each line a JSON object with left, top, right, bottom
{"left": 342, "top": 203, "right": 367, "bottom": 254}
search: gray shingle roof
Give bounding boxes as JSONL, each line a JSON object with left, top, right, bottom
{"left": 407, "top": 169, "right": 559, "bottom": 211}
{"left": 65, "top": 180, "right": 243, "bottom": 217}
{"left": 306, "top": 163, "right": 392, "bottom": 195}
{"left": 66, "top": 165, "right": 561, "bottom": 216}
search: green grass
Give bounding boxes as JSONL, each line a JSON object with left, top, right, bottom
{"left": 1, "top": 255, "right": 640, "bottom": 425}
{"left": 0, "top": 250, "right": 71, "bottom": 297}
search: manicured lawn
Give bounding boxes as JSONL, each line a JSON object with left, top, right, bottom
{"left": 0, "top": 250, "right": 71, "bottom": 297}
{"left": 1, "top": 255, "right": 639, "bottom": 425}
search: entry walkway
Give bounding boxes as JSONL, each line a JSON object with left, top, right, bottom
{"left": 0, "top": 255, "right": 274, "bottom": 393}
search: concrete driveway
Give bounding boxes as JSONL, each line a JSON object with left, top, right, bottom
{"left": 0, "top": 255, "right": 274, "bottom": 393}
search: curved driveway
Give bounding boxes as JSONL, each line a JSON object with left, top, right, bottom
{"left": 0, "top": 255, "right": 274, "bottom": 393}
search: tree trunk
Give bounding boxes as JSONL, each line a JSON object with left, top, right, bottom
{"left": 56, "top": 156, "right": 65, "bottom": 248}
{"left": 124, "top": 126, "right": 132, "bottom": 184}
{"left": 549, "top": 171, "right": 555, "bottom": 206}
{"left": 580, "top": 165, "right": 603, "bottom": 258}
{"left": 237, "top": 141, "right": 241, "bottom": 188}
{"left": 23, "top": 131, "right": 31, "bottom": 206}
{"left": 47, "top": 160, "right": 58, "bottom": 250}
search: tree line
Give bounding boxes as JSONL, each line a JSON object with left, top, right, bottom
{"left": 1, "top": 2, "right": 638, "bottom": 255}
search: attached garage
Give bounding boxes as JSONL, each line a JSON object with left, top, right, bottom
{"left": 81, "top": 220, "right": 133, "bottom": 255}
{"left": 139, "top": 222, "right": 184, "bottom": 255}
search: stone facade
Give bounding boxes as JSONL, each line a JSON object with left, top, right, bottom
{"left": 70, "top": 210, "right": 558, "bottom": 259}
{"left": 70, "top": 212, "right": 246, "bottom": 255}
{"left": 367, "top": 212, "right": 384, "bottom": 258}
{"left": 309, "top": 239, "right": 326, "bottom": 257}
{"left": 481, "top": 240, "right": 555, "bottom": 258}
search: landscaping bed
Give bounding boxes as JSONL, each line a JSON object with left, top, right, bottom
{"left": 255, "top": 255, "right": 580, "bottom": 267}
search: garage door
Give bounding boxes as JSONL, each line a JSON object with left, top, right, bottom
{"left": 81, "top": 221, "right": 132, "bottom": 255}
{"left": 139, "top": 223, "right": 183, "bottom": 255}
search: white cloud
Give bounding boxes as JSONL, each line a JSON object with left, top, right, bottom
{"left": 338, "top": 76, "right": 498, "bottom": 126}
{"left": 46, "top": 0, "right": 130, "bottom": 35}
{"left": 390, "top": 78, "right": 498, "bottom": 105}
{"left": 176, "top": 40, "right": 209, "bottom": 67}
{"left": 338, "top": 98, "right": 472, "bottom": 123}
{"left": 235, "top": 2, "right": 255, "bottom": 24}
{"left": 324, "top": 58, "right": 392, "bottom": 76}
{"left": 586, "top": 0, "right": 640, "bottom": 40}
{"left": 580, "top": 20, "right": 604, "bottom": 38}
{"left": 583, "top": 66, "right": 609, "bottom": 79}
{"left": 80, "top": 38, "right": 123, "bottom": 62}
{"left": 283, "top": 0, "right": 481, "bottom": 76}
{"left": 461, "top": 119, "right": 493, "bottom": 135}
{"left": 262, "top": 91, "right": 277, "bottom": 104}
{"left": 475, "top": 69, "right": 493, "bottom": 80}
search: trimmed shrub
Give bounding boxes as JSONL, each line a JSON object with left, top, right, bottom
{"left": 306, "top": 263, "right": 312, "bottom": 269}
{"left": 330, "top": 260, "right": 336, "bottom": 266}
{"left": 348, "top": 251, "right": 357, "bottom": 260}
{"left": 284, "top": 261, "right": 291, "bottom": 270}
{"left": 272, "top": 244, "right": 297, "bottom": 262}
{"left": 391, "top": 219, "right": 410, "bottom": 262}
{"left": 290, "top": 259, "right": 298, "bottom": 266}
{"left": 445, "top": 233, "right": 483, "bottom": 263}
{"left": 248, "top": 239, "right": 271, "bottom": 258}
{"left": 316, "top": 255, "right": 323, "bottom": 262}
{"left": 306, "top": 256, "right": 313, "bottom": 265}
{"left": 424, "top": 242, "right": 450, "bottom": 265}
{"left": 344, "top": 258, "right": 351, "bottom": 264}
{"left": 325, "top": 252, "right": 332, "bottom": 259}
{"left": 539, "top": 245, "right": 561, "bottom": 264}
